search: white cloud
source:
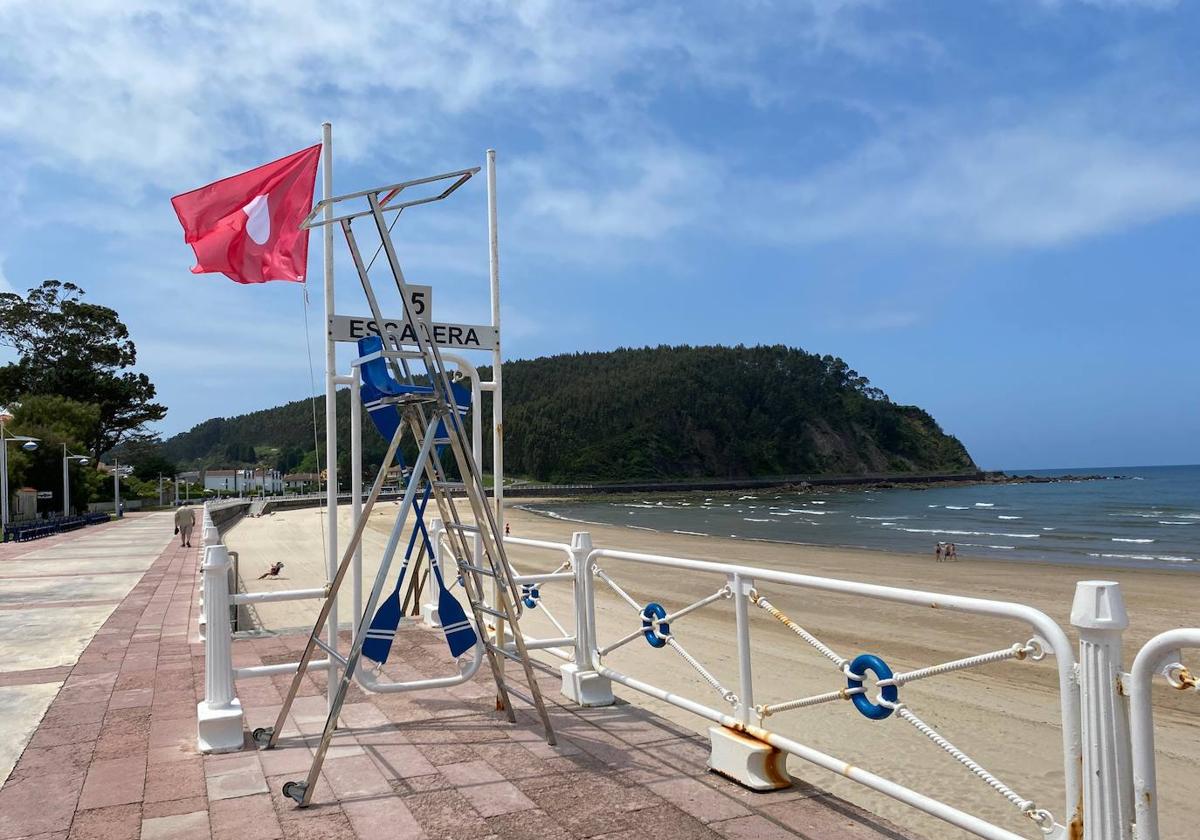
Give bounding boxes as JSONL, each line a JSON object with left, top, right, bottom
{"left": 751, "top": 107, "right": 1200, "bottom": 248}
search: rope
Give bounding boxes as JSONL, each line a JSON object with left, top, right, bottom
{"left": 887, "top": 701, "right": 1054, "bottom": 829}
{"left": 878, "top": 643, "right": 1036, "bottom": 687}
{"left": 752, "top": 593, "right": 846, "bottom": 669}
{"left": 661, "top": 586, "right": 732, "bottom": 625}
{"left": 758, "top": 686, "right": 865, "bottom": 717}
{"left": 594, "top": 568, "right": 643, "bottom": 612}
{"left": 665, "top": 637, "right": 738, "bottom": 706}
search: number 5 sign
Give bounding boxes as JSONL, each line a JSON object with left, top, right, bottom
{"left": 402, "top": 285, "right": 433, "bottom": 320}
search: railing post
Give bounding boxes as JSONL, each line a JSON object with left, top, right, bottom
{"left": 731, "top": 573, "right": 754, "bottom": 725}
{"left": 708, "top": 574, "right": 790, "bottom": 791}
{"left": 196, "top": 544, "right": 244, "bottom": 753}
{"left": 1072, "top": 580, "right": 1134, "bottom": 840}
{"left": 559, "top": 531, "right": 613, "bottom": 706}
{"left": 422, "top": 518, "right": 445, "bottom": 627}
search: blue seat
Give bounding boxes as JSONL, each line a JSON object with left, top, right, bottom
{"left": 356, "top": 337, "right": 470, "bottom": 454}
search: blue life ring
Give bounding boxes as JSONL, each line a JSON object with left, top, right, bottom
{"left": 641, "top": 602, "right": 670, "bottom": 648}
{"left": 846, "top": 653, "right": 898, "bottom": 720}
{"left": 522, "top": 584, "right": 540, "bottom": 610}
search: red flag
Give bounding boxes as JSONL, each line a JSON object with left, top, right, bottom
{"left": 171, "top": 144, "right": 321, "bottom": 284}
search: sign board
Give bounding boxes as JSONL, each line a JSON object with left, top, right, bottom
{"left": 329, "top": 315, "right": 497, "bottom": 351}
{"left": 37, "top": 491, "right": 53, "bottom": 499}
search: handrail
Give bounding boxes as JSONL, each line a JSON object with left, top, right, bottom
{"left": 584, "top": 546, "right": 1081, "bottom": 839}
{"left": 1129, "top": 628, "right": 1200, "bottom": 840}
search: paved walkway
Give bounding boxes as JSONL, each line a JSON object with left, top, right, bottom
{"left": 0, "top": 517, "right": 917, "bottom": 840}
{"left": 0, "top": 513, "right": 177, "bottom": 785}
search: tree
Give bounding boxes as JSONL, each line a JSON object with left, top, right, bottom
{"left": 7, "top": 395, "right": 105, "bottom": 513}
{"left": 0, "top": 280, "right": 167, "bottom": 460}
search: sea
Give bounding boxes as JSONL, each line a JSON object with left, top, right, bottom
{"left": 522, "top": 464, "right": 1200, "bottom": 571}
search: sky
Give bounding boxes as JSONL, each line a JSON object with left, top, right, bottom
{"left": 0, "top": 0, "right": 1197, "bottom": 471}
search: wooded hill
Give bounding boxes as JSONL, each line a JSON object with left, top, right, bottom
{"left": 158, "top": 344, "right": 976, "bottom": 482}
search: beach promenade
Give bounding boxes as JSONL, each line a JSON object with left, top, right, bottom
{"left": 0, "top": 510, "right": 915, "bottom": 840}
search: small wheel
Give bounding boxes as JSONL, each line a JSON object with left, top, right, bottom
{"left": 282, "top": 780, "right": 308, "bottom": 805}
{"left": 251, "top": 727, "right": 273, "bottom": 747}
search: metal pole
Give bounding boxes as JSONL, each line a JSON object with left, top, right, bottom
{"left": 486, "top": 149, "right": 503, "bottom": 534}
{"left": 1071, "top": 580, "right": 1134, "bottom": 840}
{"left": 322, "top": 121, "right": 339, "bottom": 716}
{"left": 350, "top": 375, "right": 362, "bottom": 640}
{"left": 114, "top": 460, "right": 121, "bottom": 518}
{"left": 62, "top": 444, "right": 69, "bottom": 517}
{"left": 732, "top": 572, "right": 755, "bottom": 725}
{"left": 486, "top": 149, "right": 505, "bottom": 655}
{"left": 1, "top": 427, "right": 9, "bottom": 530}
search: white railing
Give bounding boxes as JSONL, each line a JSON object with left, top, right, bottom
{"left": 1128, "top": 629, "right": 1200, "bottom": 840}
{"left": 198, "top": 519, "right": 1198, "bottom": 839}
{"left": 580, "top": 546, "right": 1079, "bottom": 840}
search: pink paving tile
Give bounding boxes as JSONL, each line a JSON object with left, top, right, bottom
{"left": 77, "top": 756, "right": 147, "bottom": 810}
{"left": 645, "top": 776, "right": 751, "bottom": 824}
{"left": 143, "top": 757, "right": 206, "bottom": 803}
{"left": 65, "top": 802, "right": 141, "bottom": 840}
{"left": 0, "top": 770, "right": 84, "bottom": 839}
{"left": 358, "top": 736, "right": 438, "bottom": 780}
{"left": 342, "top": 796, "right": 425, "bottom": 838}
{"left": 142, "top": 796, "right": 208, "bottom": 819}
{"left": 206, "top": 758, "right": 270, "bottom": 801}
{"left": 140, "top": 810, "right": 211, "bottom": 840}
{"left": 439, "top": 759, "right": 537, "bottom": 818}
{"left": 321, "top": 755, "right": 392, "bottom": 799}
{"left": 710, "top": 814, "right": 804, "bottom": 840}
{"left": 209, "top": 793, "right": 284, "bottom": 840}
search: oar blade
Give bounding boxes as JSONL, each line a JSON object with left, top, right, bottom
{"left": 362, "top": 590, "right": 402, "bottom": 665}
{"left": 437, "top": 588, "right": 477, "bottom": 657}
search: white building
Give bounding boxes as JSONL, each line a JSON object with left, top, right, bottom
{"left": 199, "top": 468, "right": 284, "bottom": 495}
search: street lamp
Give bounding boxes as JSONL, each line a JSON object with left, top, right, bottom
{"left": 0, "top": 409, "right": 39, "bottom": 531}
{"left": 62, "top": 444, "right": 90, "bottom": 517}
{"left": 111, "top": 461, "right": 134, "bottom": 518}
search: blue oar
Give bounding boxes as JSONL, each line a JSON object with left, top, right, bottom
{"left": 361, "top": 485, "right": 431, "bottom": 665}
{"left": 414, "top": 509, "right": 477, "bottom": 658}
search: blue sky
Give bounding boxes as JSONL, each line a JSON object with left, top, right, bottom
{"left": 0, "top": 1, "right": 1196, "bottom": 471}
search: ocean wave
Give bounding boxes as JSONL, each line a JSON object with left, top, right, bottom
{"left": 853, "top": 515, "right": 907, "bottom": 521}
{"left": 958, "top": 543, "right": 1016, "bottom": 551}
{"left": 627, "top": 525, "right": 656, "bottom": 532}
{"left": 743, "top": 518, "right": 770, "bottom": 523}
{"left": 1089, "top": 552, "right": 1195, "bottom": 564}
{"left": 1112, "top": 538, "right": 1155, "bottom": 544}
{"left": 974, "top": 503, "right": 995, "bottom": 508}
{"left": 1042, "top": 527, "right": 1056, "bottom": 531}
{"left": 673, "top": 530, "right": 708, "bottom": 537}
{"left": 997, "top": 515, "right": 1022, "bottom": 520}
{"left": 896, "top": 527, "right": 1040, "bottom": 539}
{"left": 928, "top": 504, "right": 940, "bottom": 508}
{"left": 788, "top": 509, "right": 835, "bottom": 514}
{"left": 1158, "top": 521, "right": 1195, "bottom": 525}
{"left": 944, "top": 506, "right": 969, "bottom": 510}
{"left": 880, "top": 522, "right": 897, "bottom": 526}
{"left": 738, "top": 495, "right": 757, "bottom": 500}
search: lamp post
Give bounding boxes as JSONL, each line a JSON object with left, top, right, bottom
{"left": 62, "top": 445, "right": 90, "bottom": 517}
{"left": 0, "top": 409, "right": 40, "bottom": 531}
{"left": 112, "top": 461, "right": 132, "bottom": 518}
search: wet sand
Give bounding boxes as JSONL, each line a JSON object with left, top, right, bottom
{"left": 224, "top": 500, "right": 1200, "bottom": 840}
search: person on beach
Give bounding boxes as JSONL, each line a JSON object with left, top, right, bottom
{"left": 947, "top": 543, "right": 958, "bottom": 561}
{"left": 505, "top": 523, "right": 510, "bottom": 536}
{"left": 174, "top": 504, "right": 195, "bottom": 547}
{"left": 258, "top": 561, "right": 284, "bottom": 579}
{"left": 935, "top": 542, "right": 944, "bottom": 562}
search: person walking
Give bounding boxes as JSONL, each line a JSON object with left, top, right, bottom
{"left": 174, "top": 504, "right": 196, "bottom": 547}
{"left": 935, "top": 542, "right": 943, "bottom": 562}
{"left": 947, "top": 543, "right": 958, "bottom": 561}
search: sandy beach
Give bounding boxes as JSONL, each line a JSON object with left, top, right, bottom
{"left": 224, "top": 499, "right": 1200, "bottom": 839}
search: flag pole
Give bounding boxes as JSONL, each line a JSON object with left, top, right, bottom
{"left": 321, "top": 121, "right": 339, "bottom": 718}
